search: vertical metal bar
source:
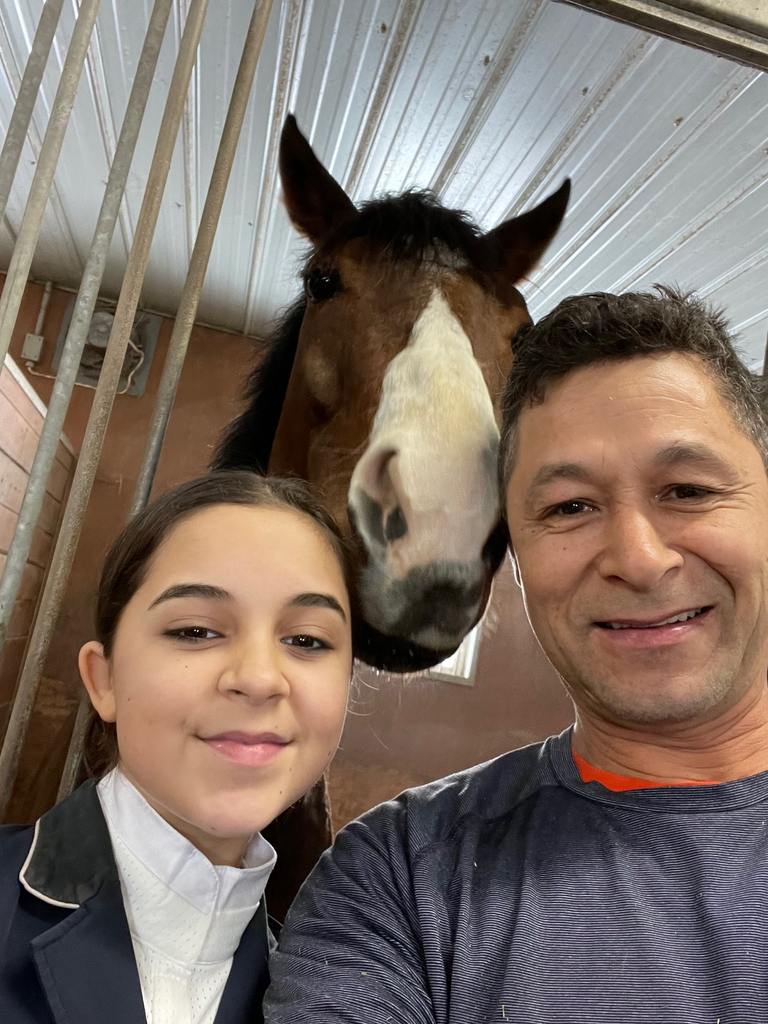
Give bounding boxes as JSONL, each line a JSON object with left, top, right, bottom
{"left": 56, "top": 692, "right": 89, "bottom": 801}
{"left": 0, "top": 0, "right": 210, "bottom": 817}
{"left": 130, "top": 0, "right": 274, "bottom": 517}
{"left": 0, "top": 0, "right": 173, "bottom": 653}
{"left": 0, "top": 0, "right": 102, "bottom": 370}
{"left": 0, "top": 0, "right": 65, "bottom": 223}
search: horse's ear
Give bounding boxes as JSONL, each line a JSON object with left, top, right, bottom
{"left": 484, "top": 179, "right": 571, "bottom": 283}
{"left": 279, "top": 115, "right": 357, "bottom": 243}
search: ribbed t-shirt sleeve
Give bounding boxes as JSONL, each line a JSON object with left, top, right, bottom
{"left": 263, "top": 803, "right": 435, "bottom": 1023}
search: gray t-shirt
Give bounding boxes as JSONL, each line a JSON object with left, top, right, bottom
{"left": 265, "top": 728, "right": 768, "bottom": 1023}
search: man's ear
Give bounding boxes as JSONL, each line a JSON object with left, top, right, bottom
{"left": 78, "top": 641, "right": 117, "bottom": 723}
{"left": 508, "top": 548, "right": 522, "bottom": 589}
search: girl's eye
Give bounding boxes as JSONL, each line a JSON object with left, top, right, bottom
{"left": 164, "top": 626, "right": 221, "bottom": 642}
{"left": 282, "top": 634, "right": 329, "bottom": 652}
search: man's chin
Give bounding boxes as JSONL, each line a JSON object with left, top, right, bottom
{"left": 594, "top": 688, "right": 730, "bottom": 729}
{"left": 572, "top": 668, "right": 733, "bottom": 729}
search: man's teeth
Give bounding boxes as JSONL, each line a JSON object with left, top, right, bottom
{"left": 606, "top": 608, "right": 704, "bottom": 630}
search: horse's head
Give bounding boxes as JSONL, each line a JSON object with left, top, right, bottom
{"left": 229, "top": 117, "right": 569, "bottom": 672}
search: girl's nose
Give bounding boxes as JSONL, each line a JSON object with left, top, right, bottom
{"left": 217, "top": 640, "right": 290, "bottom": 703}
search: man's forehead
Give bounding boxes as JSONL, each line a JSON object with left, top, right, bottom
{"left": 516, "top": 354, "right": 727, "bottom": 442}
{"left": 541, "top": 352, "right": 714, "bottom": 402}
{"left": 506, "top": 355, "right": 755, "bottom": 490}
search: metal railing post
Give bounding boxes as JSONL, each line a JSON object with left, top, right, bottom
{"left": 0, "top": 0, "right": 173, "bottom": 654}
{"left": 0, "top": 0, "right": 101, "bottom": 369}
{"left": 130, "top": 0, "right": 274, "bottom": 517}
{"left": 0, "top": 0, "right": 65, "bottom": 222}
{"left": 0, "top": 0, "right": 210, "bottom": 817}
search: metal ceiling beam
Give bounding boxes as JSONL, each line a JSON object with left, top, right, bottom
{"left": 558, "top": 0, "right": 768, "bottom": 71}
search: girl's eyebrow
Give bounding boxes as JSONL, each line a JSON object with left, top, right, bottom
{"left": 289, "top": 592, "right": 347, "bottom": 623}
{"left": 147, "top": 584, "right": 347, "bottom": 622}
{"left": 148, "top": 583, "right": 231, "bottom": 609}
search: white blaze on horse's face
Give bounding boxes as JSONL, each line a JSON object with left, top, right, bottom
{"left": 349, "top": 286, "right": 500, "bottom": 651}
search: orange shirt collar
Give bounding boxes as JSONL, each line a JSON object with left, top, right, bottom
{"left": 572, "top": 749, "right": 715, "bottom": 791}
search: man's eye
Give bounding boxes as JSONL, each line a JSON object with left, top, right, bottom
{"left": 665, "top": 484, "right": 713, "bottom": 500}
{"left": 282, "top": 634, "right": 328, "bottom": 651}
{"left": 548, "top": 500, "right": 593, "bottom": 517}
{"left": 164, "top": 626, "right": 220, "bottom": 642}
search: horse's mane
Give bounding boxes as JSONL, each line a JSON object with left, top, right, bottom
{"left": 213, "top": 192, "right": 497, "bottom": 472}
{"left": 211, "top": 298, "right": 305, "bottom": 472}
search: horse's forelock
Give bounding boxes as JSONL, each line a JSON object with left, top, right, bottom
{"left": 312, "top": 191, "right": 500, "bottom": 275}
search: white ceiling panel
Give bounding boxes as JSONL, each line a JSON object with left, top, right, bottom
{"left": 0, "top": 0, "right": 764, "bottom": 369}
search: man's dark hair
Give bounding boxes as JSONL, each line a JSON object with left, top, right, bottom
{"left": 499, "top": 286, "right": 768, "bottom": 486}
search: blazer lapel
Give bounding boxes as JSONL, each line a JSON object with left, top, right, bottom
{"left": 32, "top": 878, "right": 146, "bottom": 1024}
{"left": 213, "top": 900, "right": 269, "bottom": 1024}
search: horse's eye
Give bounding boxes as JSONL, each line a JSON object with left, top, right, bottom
{"left": 305, "top": 267, "right": 341, "bottom": 303}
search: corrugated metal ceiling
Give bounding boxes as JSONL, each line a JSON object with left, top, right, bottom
{"left": 0, "top": 0, "right": 765, "bottom": 369}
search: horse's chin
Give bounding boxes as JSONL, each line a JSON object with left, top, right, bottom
{"left": 348, "top": 518, "right": 508, "bottom": 673}
{"left": 353, "top": 621, "right": 460, "bottom": 673}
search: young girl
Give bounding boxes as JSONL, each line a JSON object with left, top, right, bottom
{"left": 0, "top": 471, "right": 354, "bottom": 1024}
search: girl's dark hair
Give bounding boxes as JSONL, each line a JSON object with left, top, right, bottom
{"left": 83, "top": 470, "right": 354, "bottom": 777}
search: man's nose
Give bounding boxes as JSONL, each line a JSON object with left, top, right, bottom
{"left": 596, "top": 507, "right": 683, "bottom": 590}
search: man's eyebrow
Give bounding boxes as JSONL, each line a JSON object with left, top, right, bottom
{"left": 653, "top": 442, "right": 735, "bottom": 475}
{"left": 148, "top": 583, "right": 231, "bottom": 609}
{"left": 528, "top": 462, "right": 594, "bottom": 495}
{"left": 525, "top": 443, "right": 738, "bottom": 502}
{"left": 289, "top": 592, "right": 347, "bottom": 623}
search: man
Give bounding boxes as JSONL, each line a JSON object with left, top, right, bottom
{"left": 264, "top": 287, "right": 768, "bottom": 1023}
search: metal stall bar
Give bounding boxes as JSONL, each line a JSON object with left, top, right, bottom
{"left": 559, "top": 0, "right": 768, "bottom": 71}
{"left": 130, "top": 0, "right": 274, "bottom": 517}
{"left": 0, "top": 0, "right": 211, "bottom": 817}
{"left": 0, "top": 0, "right": 101, "bottom": 369}
{"left": 0, "top": 0, "right": 65, "bottom": 222}
{"left": 0, "top": 0, "right": 173, "bottom": 654}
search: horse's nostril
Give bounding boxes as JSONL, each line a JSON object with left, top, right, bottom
{"left": 384, "top": 506, "right": 408, "bottom": 542}
{"left": 361, "top": 446, "right": 397, "bottom": 499}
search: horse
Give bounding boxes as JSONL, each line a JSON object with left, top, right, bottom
{"left": 214, "top": 115, "right": 570, "bottom": 675}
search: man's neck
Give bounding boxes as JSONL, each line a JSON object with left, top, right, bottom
{"left": 572, "top": 683, "right": 768, "bottom": 784}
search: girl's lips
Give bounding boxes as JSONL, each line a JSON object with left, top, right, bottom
{"left": 203, "top": 736, "right": 290, "bottom": 767}
{"left": 592, "top": 606, "right": 713, "bottom": 650}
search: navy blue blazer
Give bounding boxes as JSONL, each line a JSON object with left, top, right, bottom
{"left": 0, "top": 779, "right": 269, "bottom": 1023}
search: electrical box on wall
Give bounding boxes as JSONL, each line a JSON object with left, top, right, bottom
{"left": 52, "top": 296, "right": 161, "bottom": 396}
{"left": 21, "top": 332, "right": 44, "bottom": 363}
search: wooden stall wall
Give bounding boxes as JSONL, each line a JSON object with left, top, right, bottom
{"left": 0, "top": 355, "right": 75, "bottom": 757}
